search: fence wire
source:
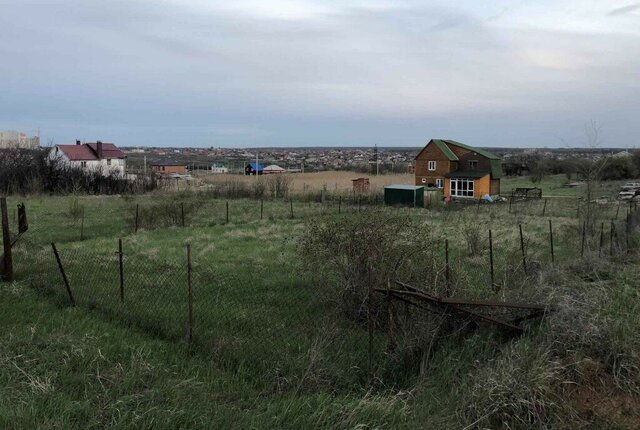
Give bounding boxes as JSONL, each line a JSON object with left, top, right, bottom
{"left": 6, "top": 195, "right": 640, "bottom": 392}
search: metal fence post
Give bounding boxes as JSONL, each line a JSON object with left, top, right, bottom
{"left": 187, "top": 243, "right": 193, "bottom": 346}
{"left": 610, "top": 220, "right": 614, "bottom": 256}
{"left": 386, "top": 279, "right": 395, "bottom": 352}
{"left": 134, "top": 204, "right": 139, "bottom": 233}
{"left": 519, "top": 223, "right": 527, "bottom": 274}
{"left": 118, "top": 238, "right": 124, "bottom": 303}
{"left": 581, "top": 221, "right": 586, "bottom": 257}
{"left": 51, "top": 243, "right": 75, "bottom": 306}
{"left": 80, "top": 207, "right": 85, "bottom": 241}
{"left": 445, "top": 239, "right": 450, "bottom": 296}
{"left": 548, "top": 219, "right": 554, "bottom": 264}
{"left": 367, "top": 268, "right": 373, "bottom": 382}
{"left": 489, "top": 229, "right": 495, "bottom": 290}
{"left": 599, "top": 221, "right": 604, "bottom": 257}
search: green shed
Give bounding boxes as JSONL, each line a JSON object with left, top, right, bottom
{"left": 384, "top": 184, "right": 425, "bottom": 207}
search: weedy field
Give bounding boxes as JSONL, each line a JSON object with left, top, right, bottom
{"left": 2, "top": 174, "right": 640, "bottom": 428}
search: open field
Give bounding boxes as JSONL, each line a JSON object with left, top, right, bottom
{"left": 2, "top": 176, "right": 640, "bottom": 428}
{"left": 198, "top": 170, "right": 415, "bottom": 193}
{"left": 195, "top": 171, "right": 632, "bottom": 200}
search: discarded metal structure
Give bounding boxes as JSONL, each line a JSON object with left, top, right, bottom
{"left": 376, "top": 280, "right": 547, "bottom": 335}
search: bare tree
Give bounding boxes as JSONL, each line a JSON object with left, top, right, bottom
{"left": 576, "top": 121, "right": 608, "bottom": 231}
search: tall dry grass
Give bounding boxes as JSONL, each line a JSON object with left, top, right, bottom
{"left": 199, "top": 171, "right": 414, "bottom": 194}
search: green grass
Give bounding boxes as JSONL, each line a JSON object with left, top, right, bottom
{"left": 2, "top": 180, "right": 640, "bottom": 428}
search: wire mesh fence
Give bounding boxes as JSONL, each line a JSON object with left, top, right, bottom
{"left": 5, "top": 193, "right": 640, "bottom": 392}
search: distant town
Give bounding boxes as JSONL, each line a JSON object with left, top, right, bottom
{"left": 1, "top": 129, "right": 636, "bottom": 177}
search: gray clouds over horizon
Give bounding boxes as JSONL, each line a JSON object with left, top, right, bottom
{"left": 1, "top": 0, "right": 639, "bottom": 147}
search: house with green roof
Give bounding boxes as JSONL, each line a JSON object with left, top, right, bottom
{"left": 414, "top": 139, "right": 502, "bottom": 199}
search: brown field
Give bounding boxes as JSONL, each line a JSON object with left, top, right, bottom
{"left": 196, "top": 171, "right": 414, "bottom": 193}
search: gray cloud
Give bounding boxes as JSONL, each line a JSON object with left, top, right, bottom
{"left": 608, "top": 3, "right": 640, "bottom": 16}
{"left": 0, "top": 1, "right": 639, "bottom": 147}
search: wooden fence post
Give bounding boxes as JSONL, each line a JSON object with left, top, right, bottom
{"left": 187, "top": 244, "right": 193, "bottom": 346}
{"left": 338, "top": 196, "right": 342, "bottom": 214}
{"left": 1, "top": 197, "right": 13, "bottom": 282}
{"left": 51, "top": 243, "right": 75, "bottom": 306}
{"left": 181, "top": 202, "right": 185, "bottom": 227}
{"left": 226, "top": 201, "right": 229, "bottom": 224}
{"left": 519, "top": 223, "right": 527, "bottom": 274}
{"left": 542, "top": 199, "right": 547, "bottom": 217}
{"left": 548, "top": 219, "right": 554, "bottom": 264}
{"left": 118, "top": 239, "right": 124, "bottom": 303}
{"left": 260, "top": 199, "right": 264, "bottom": 220}
{"left": 290, "top": 199, "right": 294, "bottom": 219}
{"left": 508, "top": 197, "right": 512, "bottom": 214}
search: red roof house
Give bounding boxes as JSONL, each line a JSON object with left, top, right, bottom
{"left": 50, "top": 140, "right": 126, "bottom": 176}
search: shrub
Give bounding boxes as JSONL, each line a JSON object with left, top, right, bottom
{"left": 299, "top": 210, "right": 442, "bottom": 321}
{"left": 267, "top": 174, "right": 292, "bottom": 199}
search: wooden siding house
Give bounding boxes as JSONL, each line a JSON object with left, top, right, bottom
{"left": 414, "top": 139, "right": 501, "bottom": 199}
{"left": 150, "top": 160, "right": 187, "bottom": 175}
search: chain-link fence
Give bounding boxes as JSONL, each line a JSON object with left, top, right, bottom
{"left": 5, "top": 194, "right": 640, "bottom": 392}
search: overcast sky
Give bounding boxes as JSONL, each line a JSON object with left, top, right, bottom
{"left": 1, "top": 0, "right": 639, "bottom": 148}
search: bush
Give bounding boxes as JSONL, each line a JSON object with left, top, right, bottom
{"left": 299, "top": 210, "right": 442, "bottom": 321}
{"left": 267, "top": 174, "right": 292, "bottom": 199}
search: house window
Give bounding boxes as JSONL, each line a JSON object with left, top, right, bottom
{"left": 107, "top": 158, "right": 111, "bottom": 166}
{"left": 435, "top": 178, "right": 444, "bottom": 189}
{"left": 162, "top": 166, "right": 165, "bottom": 171}
{"left": 450, "top": 178, "right": 474, "bottom": 197}
{"left": 469, "top": 160, "right": 478, "bottom": 170}
{"left": 428, "top": 160, "right": 436, "bottom": 171}
{"left": 80, "top": 161, "right": 87, "bottom": 168}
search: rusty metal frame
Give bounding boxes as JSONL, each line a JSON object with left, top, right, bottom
{"left": 374, "top": 280, "right": 548, "bottom": 334}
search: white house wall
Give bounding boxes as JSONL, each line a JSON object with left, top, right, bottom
{"left": 49, "top": 147, "right": 126, "bottom": 177}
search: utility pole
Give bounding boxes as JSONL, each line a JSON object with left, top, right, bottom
{"left": 374, "top": 144, "right": 379, "bottom": 176}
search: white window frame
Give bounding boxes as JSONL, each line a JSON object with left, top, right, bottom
{"left": 450, "top": 178, "right": 474, "bottom": 198}
{"left": 428, "top": 160, "right": 436, "bottom": 171}
{"left": 435, "top": 178, "right": 443, "bottom": 189}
